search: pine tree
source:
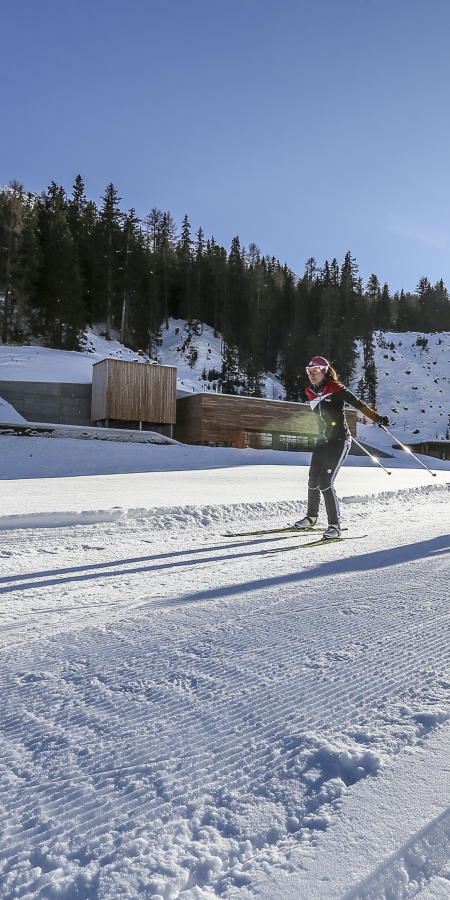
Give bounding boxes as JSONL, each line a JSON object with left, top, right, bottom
{"left": 127, "top": 221, "right": 162, "bottom": 357}
{"left": 362, "top": 331, "right": 377, "bottom": 407}
{"left": 280, "top": 273, "right": 308, "bottom": 401}
{"left": 195, "top": 226, "right": 205, "bottom": 324}
{"left": 142, "top": 208, "right": 164, "bottom": 354}
{"left": 221, "top": 341, "right": 241, "bottom": 394}
{"left": 204, "top": 237, "right": 227, "bottom": 338}
{"left": 144, "top": 208, "right": 163, "bottom": 253}
{"left": 159, "top": 212, "right": 177, "bottom": 329}
{"left": 67, "top": 175, "right": 98, "bottom": 326}
{"left": 366, "top": 273, "right": 381, "bottom": 302}
{"left": 13, "top": 191, "right": 39, "bottom": 341}
{"left": 336, "top": 251, "right": 359, "bottom": 381}
{"left": 98, "top": 183, "right": 122, "bottom": 339}
{"left": 0, "top": 183, "right": 24, "bottom": 343}
{"left": 117, "top": 208, "right": 140, "bottom": 345}
{"left": 178, "top": 214, "right": 193, "bottom": 324}
{"left": 316, "top": 260, "right": 340, "bottom": 360}
{"left": 227, "top": 236, "right": 246, "bottom": 348}
{"left": 377, "top": 283, "right": 391, "bottom": 331}
{"left": 32, "top": 183, "right": 84, "bottom": 348}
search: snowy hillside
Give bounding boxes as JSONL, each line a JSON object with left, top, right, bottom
{"left": 0, "top": 330, "right": 150, "bottom": 383}
{"left": 351, "top": 331, "right": 450, "bottom": 441}
{"left": 156, "top": 318, "right": 285, "bottom": 399}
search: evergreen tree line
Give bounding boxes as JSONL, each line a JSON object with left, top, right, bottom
{"left": 1, "top": 177, "right": 450, "bottom": 402}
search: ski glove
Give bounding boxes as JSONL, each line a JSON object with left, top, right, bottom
{"left": 377, "top": 415, "right": 390, "bottom": 427}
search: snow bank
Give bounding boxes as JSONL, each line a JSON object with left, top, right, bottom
{"left": 0, "top": 395, "right": 27, "bottom": 423}
{"left": 341, "top": 480, "right": 450, "bottom": 505}
{"left": 1, "top": 482, "right": 449, "bottom": 531}
{"left": 0, "top": 507, "right": 127, "bottom": 530}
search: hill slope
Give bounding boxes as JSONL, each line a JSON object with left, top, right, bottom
{"left": 351, "top": 331, "right": 450, "bottom": 441}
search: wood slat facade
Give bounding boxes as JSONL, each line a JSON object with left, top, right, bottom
{"left": 174, "top": 393, "right": 357, "bottom": 449}
{"left": 91, "top": 359, "right": 177, "bottom": 425}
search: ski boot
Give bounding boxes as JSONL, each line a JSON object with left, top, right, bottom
{"left": 322, "top": 523, "right": 341, "bottom": 540}
{"left": 293, "top": 516, "right": 317, "bottom": 531}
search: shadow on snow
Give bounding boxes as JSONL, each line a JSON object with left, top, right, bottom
{"left": 1, "top": 534, "right": 449, "bottom": 599}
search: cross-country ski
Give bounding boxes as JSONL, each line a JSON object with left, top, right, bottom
{"left": 222, "top": 524, "right": 323, "bottom": 537}
{"left": 264, "top": 533, "right": 367, "bottom": 553}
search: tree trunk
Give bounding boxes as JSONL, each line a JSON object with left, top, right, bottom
{"left": 106, "top": 225, "right": 112, "bottom": 340}
{"left": 120, "top": 223, "right": 130, "bottom": 345}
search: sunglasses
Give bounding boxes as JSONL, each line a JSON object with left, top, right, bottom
{"left": 306, "top": 366, "right": 327, "bottom": 375}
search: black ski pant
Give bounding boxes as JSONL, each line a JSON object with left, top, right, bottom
{"left": 307, "top": 438, "right": 351, "bottom": 525}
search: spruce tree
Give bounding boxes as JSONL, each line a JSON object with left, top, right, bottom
{"left": 158, "top": 212, "right": 177, "bottom": 329}
{"left": 13, "top": 190, "right": 39, "bottom": 341}
{"left": 178, "top": 214, "right": 193, "bottom": 324}
{"left": 67, "top": 175, "right": 98, "bottom": 326}
{"left": 0, "top": 183, "right": 24, "bottom": 343}
{"left": 32, "top": 183, "right": 84, "bottom": 348}
{"left": 377, "top": 283, "right": 391, "bottom": 331}
{"left": 362, "top": 331, "right": 377, "bottom": 407}
{"left": 98, "top": 183, "right": 122, "bottom": 339}
{"left": 142, "top": 208, "right": 164, "bottom": 354}
{"left": 194, "top": 226, "right": 205, "bottom": 324}
{"left": 337, "top": 251, "right": 359, "bottom": 381}
{"left": 119, "top": 208, "right": 140, "bottom": 345}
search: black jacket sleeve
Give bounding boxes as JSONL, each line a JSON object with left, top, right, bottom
{"left": 340, "top": 388, "right": 366, "bottom": 411}
{"left": 341, "top": 388, "right": 379, "bottom": 422}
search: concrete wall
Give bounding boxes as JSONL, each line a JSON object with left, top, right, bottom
{"left": 0, "top": 381, "right": 92, "bottom": 426}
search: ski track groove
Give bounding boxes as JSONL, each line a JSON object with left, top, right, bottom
{"left": 1, "top": 499, "right": 450, "bottom": 898}
{"left": 1, "top": 601, "right": 449, "bottom": 840}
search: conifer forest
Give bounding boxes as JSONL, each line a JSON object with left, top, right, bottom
{"left": 1, "top": 177, "right": 450, "bottom": 402}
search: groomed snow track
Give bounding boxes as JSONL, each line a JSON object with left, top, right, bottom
{"left": 1, "top": 485, "right": 450, "bottom": 898}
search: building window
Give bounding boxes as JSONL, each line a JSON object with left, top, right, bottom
{"left": 279, "top": 433, "right": 309, "bottom": 451}
{"left": 245, "top": 432, "right": 273, "bottom": 449}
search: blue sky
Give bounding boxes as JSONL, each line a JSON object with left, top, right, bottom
{"left": 2, "top": 0, "right": 450, "bottom": 292}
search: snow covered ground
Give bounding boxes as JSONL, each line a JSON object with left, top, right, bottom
{"left": 0, "top": 395, "right": 26, "bottom": 423}
{"left": 1, "top": 435, "right": 449, "bottom": 525}
{"left": 0, "top": 331, "right": 150, "bottom": 384}
{"left": 1, "top": 438, "right": 450, "bottom": 898}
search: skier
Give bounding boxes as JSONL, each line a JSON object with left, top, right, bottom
{"left": 294, "top": 356, "right": 390, "bottom": 539}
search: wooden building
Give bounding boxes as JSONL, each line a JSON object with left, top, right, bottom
{"left": 91, "top": 359, "right": 177, "bottom": 434}
{"left": 174, "top": 393, "right": 357, "bottom": 450}
{"left": 403, "top": 439, "right": 450, "bottom": 461}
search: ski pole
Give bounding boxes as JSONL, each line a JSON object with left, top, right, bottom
{"left": 378, "top": 425, "right": 436, "bottom": 477}
{"left": 351, "top": 435, "right": 391, "bottom": 475}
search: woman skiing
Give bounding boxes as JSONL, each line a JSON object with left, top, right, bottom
{"left": 294, "top": 356, "right": 389, "bottom": 539}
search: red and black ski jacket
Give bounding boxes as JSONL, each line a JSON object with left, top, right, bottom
{"left": 305, "top": 378, "right": 373, "bottom": 443}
